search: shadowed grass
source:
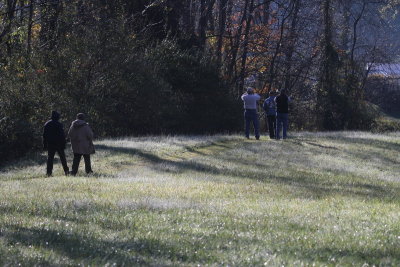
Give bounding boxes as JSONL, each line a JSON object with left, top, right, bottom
{"left": 0, "top": 133, "right": 399, "bottom": 266}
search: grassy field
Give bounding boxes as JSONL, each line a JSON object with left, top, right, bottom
{"left": 0, "top": 132, "right": 399, "bottom": 266}
{"left": 374, "top": 108, "right": 400, "bottom": 132}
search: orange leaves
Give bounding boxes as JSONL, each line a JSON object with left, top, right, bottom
{"left": 31, "top": 24, "right": 41, "bottom": 40}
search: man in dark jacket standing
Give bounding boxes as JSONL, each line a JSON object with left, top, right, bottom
{"left": 68, "top": 113, "right": 95, "bottom": 175}
{"left": 43, "top": 111, "right": 69, "bottom": 176}
{"left": 275, "top": 89, "right": 290, "bottom": 139}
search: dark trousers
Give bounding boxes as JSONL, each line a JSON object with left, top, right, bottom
{"left": 47, "top": 148, "right": 69, "bottom": 175}
{"left": 244, "top": 109, "right": 260, "bottom": 138}
{"left": 276, "top": 113, "right": 288, "bottom": 139}
{"left": 267, "top": 115, "right": 276, "bottom": 139}
{"left": 71, "top": 153, "right": 92, "bottom": 175}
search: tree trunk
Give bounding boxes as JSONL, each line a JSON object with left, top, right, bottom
{"left": 321, "top": 0, "right": 334, "bottom": 94}
{"left": 39, "top": 0, "right": 62, "bottom": 50}
{"left": 199, "top": 0, "right": 207, "bottom": 48}
{"left": 238, "top": 0, "right": 255, "bottom": 94}
{"left": 27, "top": 0, "right": 34, "bottom": 57}
{"left": 284, "top": 0, "right": 301, "bottom": 91}
{"left": 264, "top": 2, "right": 292, "bottom": 93}
{"left": 0, "top": 0, "right": 18, "bottom": 45}
{"left": 340, "top": 1, "right": 351, "bottom": 51}
{"left": 262, "top": 0, "right": 270, "bottom": 24}
{"left": 319, "top": 0, "right": 340, "bottom": 130}
{"left": 227, "top": 0, "right": 249, "bottom": 91}
{"left": 166, "top": 0, "right": 180, "bottom": 37}
{"left": 206, "top": 0, "right": 216, "bottom": 33}
{"left": 182, "top": 0, "right": 193, "bottom": 34}
{"left": 216, "top": 0, "right": 228, "bottom": 67}
{"left": 1, "top": 0, "right": 18, "bottom": 58}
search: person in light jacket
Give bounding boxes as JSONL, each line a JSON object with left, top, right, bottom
{"left": 68, "top": 113, "right": 95, "bottom": 175}
{"left": 241, "top": 87, "right": 261, "bottom": 140}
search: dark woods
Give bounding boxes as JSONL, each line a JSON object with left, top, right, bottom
{"left": 0, "top": 0, "right": 399, "bottom": 161}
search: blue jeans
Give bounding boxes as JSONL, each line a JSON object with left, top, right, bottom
{"left": 244, "top": 109, "right": 259, "bottom": 138}
{"left": 276, "top": 113, "right": 288, "bottom": 139}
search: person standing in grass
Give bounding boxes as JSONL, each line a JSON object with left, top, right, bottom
{"left": 43, "top": 111, "right": 69, "bottom": 176}
{"left": 263, "top": 91, "right": 277, "bottom": 139}
{"left": 241, "top": 87, "right": 261, "bottom": 140}
{"left": 68, "top": 113, "right": 95, "bottom": 175}
{"left": 275, "top": 89, "right": 291, "bottom": 140}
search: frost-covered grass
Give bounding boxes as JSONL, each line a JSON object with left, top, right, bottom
{"left": 0, "top": 132, "right": 399, "bottom": 266}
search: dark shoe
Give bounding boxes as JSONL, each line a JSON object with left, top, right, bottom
{"left": 86, "top": 170, "right": 93, "bottom": 175}
{"left": 70, "top": 172, "right": 77, "bottom": 176}
{"left": 245, "top": 136, "right": 250, "bottom": 139}
{"left": 46, "top": 173, "right": 52, "bottom": 177}
{"left": 256, "top": 136, "right": 260, "bottom": 140}
{"left": 65, "top": 171, "right": 70, "bottom": 176}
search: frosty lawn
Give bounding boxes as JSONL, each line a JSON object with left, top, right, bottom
{"left": 0, "top": 132, "right": 399, "bottom": 266}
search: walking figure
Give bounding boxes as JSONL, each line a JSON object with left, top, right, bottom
{"left": 68, "top": 113, "right": 95, "bottom": 175}
{"left": 43, "top": 111, "right": 69, "bottom": 176}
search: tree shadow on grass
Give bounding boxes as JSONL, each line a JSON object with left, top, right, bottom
{"left": 290, "top": 246, "right": 400, "bottom": 266}
{"left": 0, "top": 153, "right": 48, "bottom": 172}
{"left": 217, "top": 140, "right": 400, "bottom": 202}
{"left": 3, "top": 225, "right": 211, "bottom": 265}
{"left": 327, "top": 136, "right": 400, "bottom": 164}
{"left": 220, "top": 150, "right": 400, "bottom": 202}
{"left": 337, "top": 137, "right": 400, "bottom": 167}
{"left": 324, "top": 135, "right": 400, "bottom": 153}
{"left": 96, "top": 144, "right": 221, "bottom": 175}
{"left": 96, "top": 143, "right": 400, "bottom": 202}
{"left": 287, "top": 137, "right": 399, "bottom": 179}
{"left": 229, "top": 163, "right": 399, "bottom": 201}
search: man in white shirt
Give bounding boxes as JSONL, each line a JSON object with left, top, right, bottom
{"left": 241, "top": 87, "right": 261, "bottom": 140}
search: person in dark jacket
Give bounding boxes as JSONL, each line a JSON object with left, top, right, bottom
{"left": 68, "top": 113, "right": 95, "bottom": 175}
{"left": 275, "top": 89, "right": 291, "bottom": 139}
{"left": 43, "top": 111, "right": 69, "bottom": 176}
{"left": 263, "top": 91, "right": 277, "bottom": 139}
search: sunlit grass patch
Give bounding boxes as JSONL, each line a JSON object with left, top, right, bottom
{"left": 0, "top": 132, "right": 399, "bottom": 265}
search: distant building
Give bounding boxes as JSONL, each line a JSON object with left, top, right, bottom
{"left": 367, "top": 63, "right": 400, "bottom": 79}
{"left": 367, "top": 63, "right": 400, "bottom": 91}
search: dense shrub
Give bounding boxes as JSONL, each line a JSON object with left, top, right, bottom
{"left": 372, "top": 117, "right": 400, "bottom": 132}
{"left": 365, "top": 79, "right": 400, "bottom": 116}
{"left": 0, "top": 32, "right": 241, "bottom": 163}
{"left": 0, "top": 117, "right": 35, "bottom": 162}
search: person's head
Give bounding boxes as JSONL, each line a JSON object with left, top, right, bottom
{"left": 247, "top": 87, "right": 254, "bottom": 94}
{"left": 281, "top": 89, "right": 287, "bottom": 96}
{"left": 269, "top": 91, "right": 275, "bottom": 97}
{"left": 51, "top": 111, "right": 60, "bottom": 121}
{"left": 76, "top": 113, "right": 85, "bottom": 120}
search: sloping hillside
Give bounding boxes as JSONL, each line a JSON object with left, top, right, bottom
{"left": 0, "top": 132, "right": 399, "bottom": 266}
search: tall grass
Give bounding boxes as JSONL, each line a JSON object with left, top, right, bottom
{"left": 0, "top": 132, "right": 399, "bottom": 265}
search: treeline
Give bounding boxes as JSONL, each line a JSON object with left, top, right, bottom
{"left": 0, "top": 0, "right": 399, "bottom": 161}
